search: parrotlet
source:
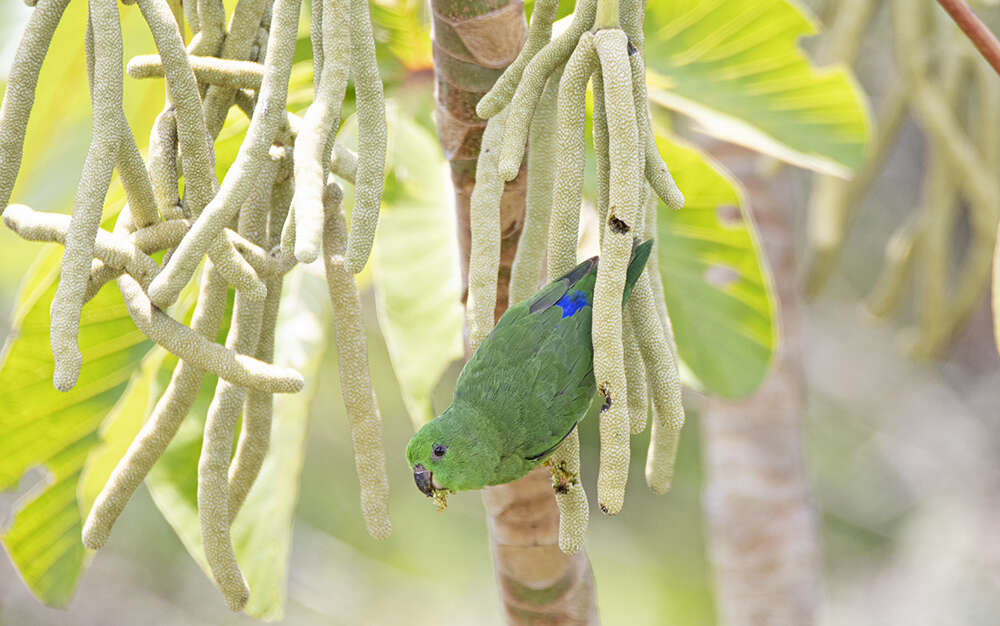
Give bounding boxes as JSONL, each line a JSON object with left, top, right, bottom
{"left": 406, "top": 240, "right": 653, "bottom": 503}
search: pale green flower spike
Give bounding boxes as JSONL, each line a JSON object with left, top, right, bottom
{"left": 330, "top": 142, "right": 359, "bottom": 183}
{"left": 84, "top": 219, "right": 284, "bottom": 305}
{"left": 466, "top": 111, "right": 509, "bottom": 353}
{"left": 197, "top": 162, "right": 278, "bottom": 606}
{"left": 503, "top": 62, "right": 592, "bottom": 549}
{"left": 147, "top": 0, "right": 302, "bottom": 309}
{"left": 3, "top": 205, "right": 159, "bottom": 286}
{"left": 84, "top": 216, "right": 189, "bottom": 305}
{"left": 106, "top": 97, "right": 159, "bottom": 230}
{"left": 311, "top": 0, "right": 325, "bottom": 90}
{"left": 474, "top": 0, "right": 560, "bottom": 120}
{"left": 199, "top": 259, "right": 268, "bottom": 611}
{"left": 546, "top": 429, "right": 589, "bottom": 555}
{"left": 642, "top": 188, "right": 676, "bottom": 359}
{"left": 83, "top": 266, "right": 229, "bottom": 551}
{"left": 592, "top": 28, "right": 643, "bottom": 516}
{"left": 343, "top": 0, "right": 387, "bottom": 274}
{"left": 183, "top": 0, "right": 200, "bottom": 34}
{"left": 138, "top": 0, "right": 271, "bottom": 304}
{"left": 225, "top": 158, "right": 280, "bottom": 522}
{"left": 0, "top": 0, "right": 71, "bottom": 214}
{"left": 128, "top": 54, "right": 266, "bottom": 91}
{"left": 229, "top": 150, "right": 294, "bottom": 523}
{"left": 189, "top": 0, "right": 226, "bottom": 57}
{"left": 2, "top": 0, "right": 418, "bottom": 608}
{"left": 147, "top": 109, "right": 180, "bottom": 215}
{"left": 545, "top": 32, "right": 597, "bottom": 281}
{"left": 508, "top": 68, "right": 560, "bottom": 306}
{"left": 492, "top": 0, "right": 598, "bottom": 181}
{"left": 593, "top": 70, "right": 610, "bottom": 227}
{"left": 323, "top": 182, "right": 392, "bottom": 540}
{"left": 50, "top": 0, "right": 124, "bottom": 392}
{"left": 623, "top": 316, "right": 648, "bottom": 435}
{"left": 228, "top": 276, "right": 282, "bottom": 522}
{"left": 134, "top": 0, "right": 272, "bottom": 305}
{"left": 137, "top": 0, "right": 216, "bottom": 216}
{"left": 117, "top": 274, "right": 305, "bottom": 393}
{"left": 130, "top": 219, "right": 190, "bottom": 253}
{"left": 629, "top": 46, "right": 683, "bottom": 211}
{"left": 627, "top": 274, "right": 684, "bottom": 494}
{"left": 202, "top": 0, "right": 272, "bottom": 138}
{"left": 638, "top": 178, "right": 684, "bottom": 494}
{"left": 293, "top": 0, "right": 351, "bottom": 263}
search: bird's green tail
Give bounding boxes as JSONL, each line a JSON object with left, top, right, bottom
{"left": 623, "top": 239, "right": 654, "bottom": 304}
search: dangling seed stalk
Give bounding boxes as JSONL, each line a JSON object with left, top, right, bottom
{"left": 322, "top": 182, "right": 391, "bottom": 540}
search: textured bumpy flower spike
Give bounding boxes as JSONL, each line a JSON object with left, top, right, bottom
{"left": 622, "top": 320, "right": 648, "bottom": 435}
{"left": 591, "top": 27, "right": 644, "bottom": 515}
{"left": 49, "top": 0, "right": 126, "bottom": 393}
{"left": 129, "top": 55, "right": 266, "bottom": 94}
{"left": 197, "top": 157, "right": 278, "bottom": 612}
{"left": 2, "top": 0, "right": 396, "bottom": 610}
{"left": 226, "top": 157, "right": 284, "bottom": 522}
{"left": 546, "top": 33, "right": 597, "bottom": 280}
{"left": 201, "top": 0, "right": 272, "bottom": 138}
{"left": 508, "top": 67, "right": 561, "bottom": 305}
{"left": 322, "top": 182, "right": 392, "bottom": 540}
{"left": 146, "top": 0, "right": 302, "bottom": 310}
{"left": 628, "top": 272, "right": 684, "bottom": 493}
{"left": 292, "top": 0, "right": 351, "bottom": 263}
{"left": 466, "top": 111, "right": 509, "bottom": 352}
{"left": 489, "top": 0, "right": 598, "bottom": 174}
{"left": 0, "top": 0, "right": 71, "bottom": 214}
{"left": 534, "top": 32, "right": 599, "bottom": 548}
{"left": 343, "top": 0, "right": 387, "bottom": 274}
{"left": 467, "top": 0, "right": 687, "bottom": 548}
{"left": 474, "top": 0, "right": 560, "bottom": 121}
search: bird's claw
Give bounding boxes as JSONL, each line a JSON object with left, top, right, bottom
{"left": 546, "top": 461, "right": 578, "bottom": 495}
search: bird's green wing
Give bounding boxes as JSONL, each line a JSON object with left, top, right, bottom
{"left": 454, "top": 256, "right": 598, "bottom": 399}
{"left": 454, "top": 257, "right": 600, "bottom": 458}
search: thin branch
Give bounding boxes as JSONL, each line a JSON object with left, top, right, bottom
{"left": 936, "top": 0, "right": 1000, "bottom": 76}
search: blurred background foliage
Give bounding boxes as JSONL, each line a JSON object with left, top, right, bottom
{"left": 0, "top": 0, "right": 998, "bottom": 625}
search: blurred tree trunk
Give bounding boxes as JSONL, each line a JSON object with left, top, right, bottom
{"left": 429, "top": 1, "right": 599, "bottom": 623}
{"left": 700, "top": 144, "right": 822, "bottom": 626}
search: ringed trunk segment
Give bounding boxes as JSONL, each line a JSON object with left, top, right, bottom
{"left": 429, "top": 0, "right": 599, "bottom": 622}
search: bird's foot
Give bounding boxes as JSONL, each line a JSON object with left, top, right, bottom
{"left": 546, "top": 460, "right": 578, "bottom": 496}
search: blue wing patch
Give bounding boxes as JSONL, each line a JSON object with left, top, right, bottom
{"left": 556, "top": 289, "right": 588, "bottom": 318}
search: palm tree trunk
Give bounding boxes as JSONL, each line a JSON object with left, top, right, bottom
{"left": 429, "top": 0, "right": 599, "bottom": 622}
{"left": 700, "top": 144, "right": 822, "bottom": 626}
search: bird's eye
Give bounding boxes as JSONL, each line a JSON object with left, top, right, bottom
{"left": 431, "top": 444, "right": 447, "bottom": 460}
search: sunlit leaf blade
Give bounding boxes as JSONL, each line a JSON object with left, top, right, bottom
{"left": 646, "top": 0, "right": 871, "bottom": 176}
{"left": 369, "top": 106, "right": 464, "bottom": 427}
{"left": 0, "top": 5, "right": 170, "bottom": 605}
{"left": 371, "top": 0, "right": 433, "bottom": 71}
{"left": 0, "top": 249, "right": 153, "bottom": 606}
{"left": 656, "top": 134, "right": 776, "bottom": 398}
{"left": 146, "top": 268, "right": 328, "bottom": 620}
{"left": 2, "top": 439, "right": 93, "bottom": 608}
{"left": 77, "top": 345, "right": 174, "bottom": 517}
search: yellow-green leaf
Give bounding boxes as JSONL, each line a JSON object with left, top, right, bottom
{"left": 646, "top": 0, "right": 871, "bottom": 176}
{"left": 657, "top": 134, "right": 777, "bottom": 397}
{"left": 369, "top": 106, "right": 464, "bottom": 427}
{"left": 0, "top": 247, "right": 153, "bottom": 606}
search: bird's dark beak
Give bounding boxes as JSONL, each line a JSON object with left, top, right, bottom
{"left": 413, "top": 463, "right": 434, "bottom": 497}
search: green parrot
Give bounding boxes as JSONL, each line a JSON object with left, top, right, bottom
{"left": 406, "top": 240, "right": 653, "bottom": 503}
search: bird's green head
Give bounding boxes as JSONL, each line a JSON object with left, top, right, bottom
{"left": 405, "top": 402, "right": 500, "bottom": 500}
